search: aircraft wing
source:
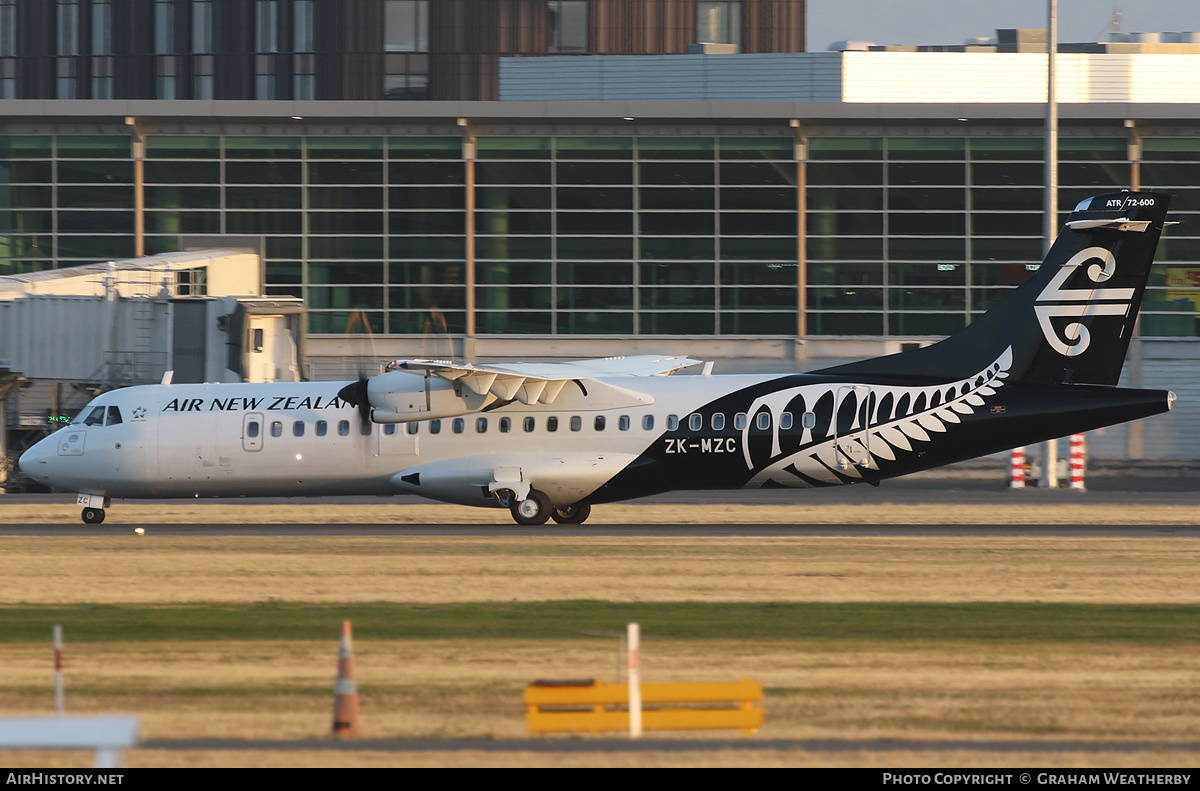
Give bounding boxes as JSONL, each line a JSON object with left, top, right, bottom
{"left": 388, "top": 354, "right": 701, "bottom": 404}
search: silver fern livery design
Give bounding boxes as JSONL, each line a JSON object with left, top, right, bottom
{"left": 19, "top": 191, "right": 1179, "bottom": 526}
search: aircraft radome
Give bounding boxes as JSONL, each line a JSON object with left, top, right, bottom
{"left": 20, "top": 192, "right": 1178, "bottom": 526}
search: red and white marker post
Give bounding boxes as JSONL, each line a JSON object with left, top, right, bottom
{"left": 1069, "top": 434, "right": 1086, "bottom": 490}
{"left": 1010, "top": 446, "right": 1026, "bottom": 488}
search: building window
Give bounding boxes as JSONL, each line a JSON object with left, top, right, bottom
{"left": 56, "top": 57, "right": 77, "bottom": 99}
{"left": 91, "top": 0, "right": 112, "bottom": 55}
{"left": 57, "top": 1, "right": 79, "bottom": 56}
{"left": 154, "top": 0, "right": 174, "bottom": 55}
{"left": 156, "top": 55, "right": 176, "bottom": 98}
{"left": 547, "top": 1, "right": 588, "bottom": 53}
{"left": 293, "top": 54, "right": 315, "bottom": 99}
{"left": 193, "top": 54, "right": 214, "bottom": 99}
{"left": 255, "top": 54, "right": 275, "bottom": 99}
{"left": 383, "top": 1, "right": 428, "bottom": 99}
{"left": 0, "top": 0, "right": 14, "bottom": 59}
{"left": 385, "top": 1, "right": 428, "bottom": 52}
{"left": 0, "top": 58, "right": 14, "bottom": 99}
{"left": 384, "top": 54, "right": 428, "bottom": 100}
{"left": 91, "top": 56, "right": 113, "bottom": 98}
{"left": 696, "top": 1, "right": 741, "bottom": 47}
{"left": 294, "top": 0, "right": 314, "bottom": 52}
{"left": 256, "top": 1, "right": 278, "bottom": 53}
{"left": 192, "top": 0, "right": 212, "bottom": 54}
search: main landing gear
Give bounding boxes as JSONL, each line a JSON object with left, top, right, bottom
{"left": 503, "top": 488, "right": 592, "bottom": 526}
{"left": 81, "top": 508, "right": 106, "bottom": 524}
{"left": 551, "top": 502, "right": 591, "bottom": 525}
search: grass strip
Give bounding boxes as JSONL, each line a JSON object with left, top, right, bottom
{"left": 1, "top": 602, "right": 1199, "bottom": 644}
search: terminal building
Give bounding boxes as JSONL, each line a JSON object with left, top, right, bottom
{"left": 1, "top": 6, "right": 1199, "bottom": 468}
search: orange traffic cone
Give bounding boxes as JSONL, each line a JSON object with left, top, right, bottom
{"left": 332, "top": 620, "right": 361, "bottom": 738}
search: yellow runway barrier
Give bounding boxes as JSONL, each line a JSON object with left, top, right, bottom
{"left": 525, "top": 678, "right": 763, "bottom": 735}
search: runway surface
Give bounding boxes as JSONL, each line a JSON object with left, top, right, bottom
{"left": 3, "top": 523, "right": 1199, "bottom": 537}
{"left": 4, "top": 476, "right": 1199, "bottom": 535}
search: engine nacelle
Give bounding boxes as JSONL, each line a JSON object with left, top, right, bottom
{"left": 390, "top": 452, "right": 640, "bottom": 507}
{"left": 366, "top": 371, "right": 488, "bottom": 423}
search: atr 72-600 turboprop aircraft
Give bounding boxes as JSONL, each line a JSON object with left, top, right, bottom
{"left": 20, "top": 191, "right": 1178, "bottom": 526}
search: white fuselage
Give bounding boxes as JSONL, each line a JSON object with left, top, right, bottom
{"left": 18, "top": 348, "right": 1019, "bottom": 510}
{"left": 19, "top": 375, "right": 761, "bottom": 505}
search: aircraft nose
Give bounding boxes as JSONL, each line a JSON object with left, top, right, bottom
{"left": 18, "top": 436, "right": 56, "bottom": 483}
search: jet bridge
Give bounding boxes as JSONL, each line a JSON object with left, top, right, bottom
{"left": 0, "top": 249, "right": 305, "bottom": 491}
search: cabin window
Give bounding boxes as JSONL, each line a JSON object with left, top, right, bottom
{"left": 293, "top": 421, "right": 305, "bottom": 437}
{"left": 383, "top": 423, "right": 396, "bottom": 435}
{"left": 780, "top": 412, "right": 793, "bottom": 430}
{"left": 547, "top": 416, "right": 559, "bottom": 432}
{"left": 570, "top": 416, "right": 582, "bottom": 431}
{"left": 802, "top": 411, "right": 817, "bottom": 430}
{"left": 106, "top": 406, "right": 123, "bottom": 426}
{"left": 247, "top": 421, "right": 260, "bottom": 438}
{"left": 430, "top": 419, "right": 441, "bottom": 434}
{"left": 523, "top": 416, "right": 535, "bottom": 432}
{"left": 361, "top": 419, "right": 372, "bottom": 436}
{"left": 271, "top": 421, "right": 283, "bottom": 437}
{"left": 712, "top": 413, "right": 725, "bottom": 430}
{"left": 338, "top": 420, "right": 350, "bottom": 436}
{"left": 594, "top": 415, "right": 605, "bottom": 431}
{"left": 688, "top": 413, "right": 702, "bottom": 431}
{"left": 756, "top": 412, "right": 770, "bottom": 430}
{"left": 476, "top": 417, "right": 487, "bottom": 433}
{"left": 667, "top": 414, "right": 679, "bottom": 431}
{"left": 316, "top": 420, "right": 327, "bottom": 436}
{"left": 618, "top": 415, "right": 630, "bottom": 431}
{"left": 734, "top": 412, "right": 747, "bottom": 430}
{"left": 406, "top": 422, "right": 418, "bottom": 435}
{"left": 453, "top": 418, "right": 464, "bottom": 434}
{"left": 82, "top": 406, "right": 106, "bottom": 426}
{"left": 642, "top": 415, "right": 654, "bottom": 431}
{"left": 500, "top": 417, "right": 511, "bottom": 433}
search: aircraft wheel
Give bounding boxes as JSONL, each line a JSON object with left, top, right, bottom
{"left": 81, "top": 508, "right": 106, "bottom": 525}
{"left": 510, "top": 489, "right": 551, "bottom": 526}
{"left": 551, "top": 502, "right": 591, "bottom": 525}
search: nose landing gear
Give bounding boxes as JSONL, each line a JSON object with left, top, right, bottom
{"left": 77, "top": 493, "right": 109, "bottom": 524}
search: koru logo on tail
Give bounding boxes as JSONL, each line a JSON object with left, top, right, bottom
{"left": 1034, "top": 246, "right": 1134, "bottom": 357}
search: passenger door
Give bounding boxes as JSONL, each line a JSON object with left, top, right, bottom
{"left": 242, "top": 412, "right": 264, "bottom": 452}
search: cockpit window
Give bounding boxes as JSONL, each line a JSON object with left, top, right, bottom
{"left": 106, "top": 406, "right": 123, "bottom": 426}
{"left": 82, "top": 406, "right": 106, "bottom": 426}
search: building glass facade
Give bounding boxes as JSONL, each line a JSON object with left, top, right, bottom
{"left": 1, "top": 127, "right": 1198, "bottom": 339}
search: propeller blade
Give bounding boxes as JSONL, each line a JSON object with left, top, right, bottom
{"left": 337, "top": 377, "right": 372, "bottom": 425}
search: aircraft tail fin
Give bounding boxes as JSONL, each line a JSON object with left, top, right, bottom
{"left": 813, "top": 191, "right": 1172, "bottom": 386}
